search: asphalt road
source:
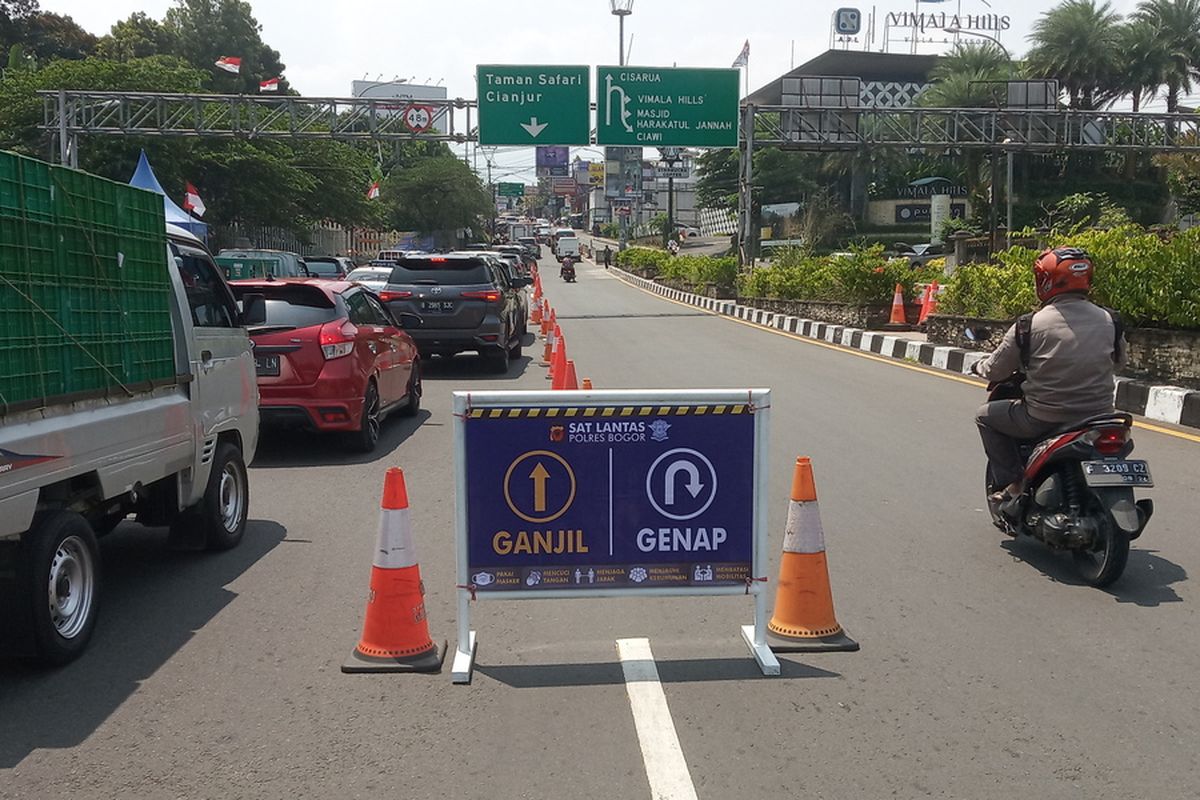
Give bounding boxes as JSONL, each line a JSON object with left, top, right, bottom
{"left": 3, "top": 253, "right": 1199, "bottom": 799}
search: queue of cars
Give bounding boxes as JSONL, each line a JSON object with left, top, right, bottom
{"left": 224, "top": 237, "right": 547, "bottom": 451}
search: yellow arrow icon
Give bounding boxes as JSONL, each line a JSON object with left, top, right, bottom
{"left": 530, "top": 462, "right": 551, "bottom": 513}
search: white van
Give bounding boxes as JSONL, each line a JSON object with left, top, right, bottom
{"left": 555, "top": 236, "right": 581, "bottom": 262}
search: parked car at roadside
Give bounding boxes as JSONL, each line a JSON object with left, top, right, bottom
{"left": 375, "top": 254, "right": 530, "bottom": 372}
{"left": 305, "top": 256, "right": 354, "bottom": 279}
{"left": 228, "top": 279, "right": 422, "bottom": 452}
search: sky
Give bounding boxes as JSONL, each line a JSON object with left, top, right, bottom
{"left": 42, "top": 0, "right": 1188, "bottom": 184}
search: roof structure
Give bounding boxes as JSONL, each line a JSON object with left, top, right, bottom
{"left": 128, "top": 149, "right": 208, "bottom": 239}
{"left": 746, "top": 50, "right": 942, "bottom": 104}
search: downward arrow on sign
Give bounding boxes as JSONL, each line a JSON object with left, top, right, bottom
{"left": 520, "top": 117, "right": 548, "bottom": 138}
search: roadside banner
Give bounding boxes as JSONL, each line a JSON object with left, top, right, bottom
{"left": 451, "top": 389, "right": 777, "bottom": 683}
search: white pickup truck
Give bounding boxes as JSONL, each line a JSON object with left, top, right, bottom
{"left": 0, "top": 223, "right": 263, "bottom": 664}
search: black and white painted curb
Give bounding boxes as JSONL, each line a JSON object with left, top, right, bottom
{"left": 610, "top": 267, "right": 1200, "bottom": 431}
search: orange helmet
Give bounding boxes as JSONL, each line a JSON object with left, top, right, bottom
{"left": 1033, "top": 247, "right": 1093, "bottom": 303}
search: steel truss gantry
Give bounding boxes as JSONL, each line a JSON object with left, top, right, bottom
{"left": 40, "top": 90, "right": 478, "bottom": 165}
{"left": 746, "top": 104, "right": 1200, "bottom": 152}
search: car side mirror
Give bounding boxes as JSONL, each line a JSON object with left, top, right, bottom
{"left": 241, "top": 293, "right": 267, "bottom": 326}
{"left": 396, "top": 311, "right": 424, "bottom": 328}
{"left": 516, "top": 276, "right": 533, "bottom": 288}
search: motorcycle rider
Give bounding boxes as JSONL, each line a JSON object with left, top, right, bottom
{"left": 560, "top": 255, "right": 575, "bottom": 280}
{"left": 970, "top": 247, "right": 1126, "bottom": 506}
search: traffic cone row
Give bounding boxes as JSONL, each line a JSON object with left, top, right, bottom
{"left": 532, "top": 292, "right": 594, "bottom": 391}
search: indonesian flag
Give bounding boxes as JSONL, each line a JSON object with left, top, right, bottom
{"left": 366, "top": 181, "right": 380, "bottom": 200}
{"left": 183, "top": 182, "right": 206, "bottom": 217}
{"left": 731, "top": 40, "right": 749, "bottom": 68}
{"left": 214, "top": 56, "right": 242, "bottom": 74}
{"left": 259, "top": 77, "right": 280, "bottom": 92}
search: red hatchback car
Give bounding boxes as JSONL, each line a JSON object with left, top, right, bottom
{"left": 230, "top": 279, "right": 421, "bottom": 452}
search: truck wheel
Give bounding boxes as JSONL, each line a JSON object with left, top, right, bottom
{"left": 181, "top": 441, "right": 249, "bottom": 551}
{"left": 21, "top": 511, "right": 100, "bottom": 665}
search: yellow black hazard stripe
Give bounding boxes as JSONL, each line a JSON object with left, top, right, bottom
{"left": 467, "top": 404, "right": 750, "bottom": 419}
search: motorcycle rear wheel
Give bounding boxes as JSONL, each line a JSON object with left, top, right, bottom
{"left": 1072, "top": 512, "right": 1129, "bottom": 588}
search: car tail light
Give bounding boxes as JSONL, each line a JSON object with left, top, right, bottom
{"left": 1094, "top": 427, "right": 1128, "bottom": 456}
{"left": 463, "top": 289, "right": 502, "bottom": 303}
{"left": 319, "top": 320, "right": 356, "bottom": 360}
{"left": 378, "top": 290, "right": 412, "bottom": 302}
{"left": 430, "top": 257, "right": 447, "bottom": 263}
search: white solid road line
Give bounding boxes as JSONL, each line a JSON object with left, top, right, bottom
{"left": 617, "top": 638, "right": 700, "bottom": 800}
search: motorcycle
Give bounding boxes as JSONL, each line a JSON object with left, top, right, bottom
{"left": 967, "top": 327, "right": 1154, "bottom": 587}
{"left": 560, "top": 257, "right": 576, "bottom": 283}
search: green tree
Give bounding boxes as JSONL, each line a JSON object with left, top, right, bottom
{"left": 381, "top": 156, "right": 492, "bottom": 241}
{"left": 1025, "top": 0, "right": 1123, "bottom": 110}
{"left": 1118, "top": 20, "right": 1168, "bottom": 111}
{"left": 164, "top": 0, "right": 288, "bottom": 93}
{"left": 1134, "top": 0, "right": 1200, "bottom": 113}
{"left": 96, "top": 12, "right": 181, "bottom": 62}
{"left": 920, "top": 42, "right": 1016, "bottom": 107}
{"left": 20, "top": 11, "right": 96, "bottom": 62}
{"left": 0, "top": 0, "right": 38, "bottom": 53}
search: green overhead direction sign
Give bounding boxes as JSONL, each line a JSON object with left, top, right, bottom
{"left": 497, "top": 182, "right": 525, "bottom": 197}
{"left": 596, "top": 66, "right": 740, "bottom": 148}
{"left": 477, "top": 65, "right": 590, "bottom": 146}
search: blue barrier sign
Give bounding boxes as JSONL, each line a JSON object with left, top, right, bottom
{"left": 450, "top": 389, "right": 779, "bottom": 683}
{"left": 463, "top": 403, "right": 754, "bottom": 592}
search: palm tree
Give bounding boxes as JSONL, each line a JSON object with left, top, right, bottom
{"left": 1026, "top": 0, "right": 1124, "bottom": 110}
{"left": 921, "top": 42, "right": 1016, "bottom": 108}
{"left": 1135, "top": 0, "right": 1200, "bottom": 113}
{"left": 1118, "top": 20, "right": 1169, "bottom": 111}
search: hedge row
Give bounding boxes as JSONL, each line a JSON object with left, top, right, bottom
{"left": 614, "top": 247, "right": 739, "bottom": 291}
{"left": 738, "top": 246, "right": 942, "bottom": 305}
{"left": 940, "top": 226, "right": 1200, "bottom": 328}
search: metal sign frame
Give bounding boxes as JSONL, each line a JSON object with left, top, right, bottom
{"left": 451, "top": 388, "right": 778, "bottom": 683}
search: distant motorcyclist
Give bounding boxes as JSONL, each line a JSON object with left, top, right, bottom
{"left": 560, "top": 255, "right": 575, "bottom": 279}
{"left": 970, "top": 247, "right": 1126, "bottom": 505}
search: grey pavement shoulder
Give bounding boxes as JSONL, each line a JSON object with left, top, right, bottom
{"left": 609, "top": 266, "right": 1200, "bottom": 432}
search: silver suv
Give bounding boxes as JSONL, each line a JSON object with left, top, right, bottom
{"left": 377, "top": 254, "right": 530, "bottom": 372}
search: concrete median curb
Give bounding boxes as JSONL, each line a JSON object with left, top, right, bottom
{"left": 609, "top": 266, "right": 1200, "bottom": 432}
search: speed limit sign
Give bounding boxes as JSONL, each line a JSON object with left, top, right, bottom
{"left": 402, "top": 104, "right": 434, "bottom": 133}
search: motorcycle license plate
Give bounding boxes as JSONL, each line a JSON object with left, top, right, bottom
{"left": 1082, "top": 460, "right": 1154, "bottom": 488}
{"left": 254, "top": 355, "right": 280, "bottom": 377}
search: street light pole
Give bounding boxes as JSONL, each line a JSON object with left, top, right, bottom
{"left": 611, "top": 1, "right": 634, "bottom": 251}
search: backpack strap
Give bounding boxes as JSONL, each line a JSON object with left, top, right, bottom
{"left": 1016, "top": 312, "right": 1034, "bottom": 369}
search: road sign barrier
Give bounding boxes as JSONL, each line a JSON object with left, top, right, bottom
{"left": 451, "top": 389, "right": 777, "bottom": 683}
{"left": 476, "top": 65, "right": 590, "bottom": 146}
{"left": 596, "top": 66, "right": 740, "bottom": 148}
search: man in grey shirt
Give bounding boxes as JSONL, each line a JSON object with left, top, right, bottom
{"left": 971, "top": 248, "right": 1126, "bottom": 504}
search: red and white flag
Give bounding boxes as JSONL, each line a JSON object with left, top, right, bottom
{"left": 366, "top": 181, "right": 380, "bottom": 200}
{"left": 259, "top": 77, "right": 280, "bottom": 92}
{"left": 731, "top": 40, "right": 749, "bottom": 68}
{"left": 183, "top": 182, "right": 206, "bottom": 217}
{"left": 214, "top": 56, "right": 242, "bottom": 74}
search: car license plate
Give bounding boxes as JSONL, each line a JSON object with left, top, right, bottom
{"left": 421, "top": 300, "right": 455, "bottom": 313}
{"left": 254, "top": 355, "right": 280, "bottom": 377}
{"left": 1082, "top": 460, "right": 1153, "bottom": 487}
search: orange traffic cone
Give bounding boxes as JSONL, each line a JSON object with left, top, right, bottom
{"left": 918, "top": 280, "right": 939, "bottom": 325}
{"left": 549, "top": 334, "right": 567, "bottom": 383}
{"left": 343, "top": 469, "right": 447, "bottom": 673}
{"left": 767, "top": 457, "right": 859, "bottom": 652}
{"left": 581, "top": 378, "right": 593, "bottom": 390}
{"left": 884, "top": 283, "right": 910, "bottom": 330}
{"left": 560, "top": 359, "right": 579, "bottom": 390}
{"left": 540, "top": 340, "right": 553, "bottom": 367}
{"left": 531, "top": 303, "right": 543, "bottom": 326}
